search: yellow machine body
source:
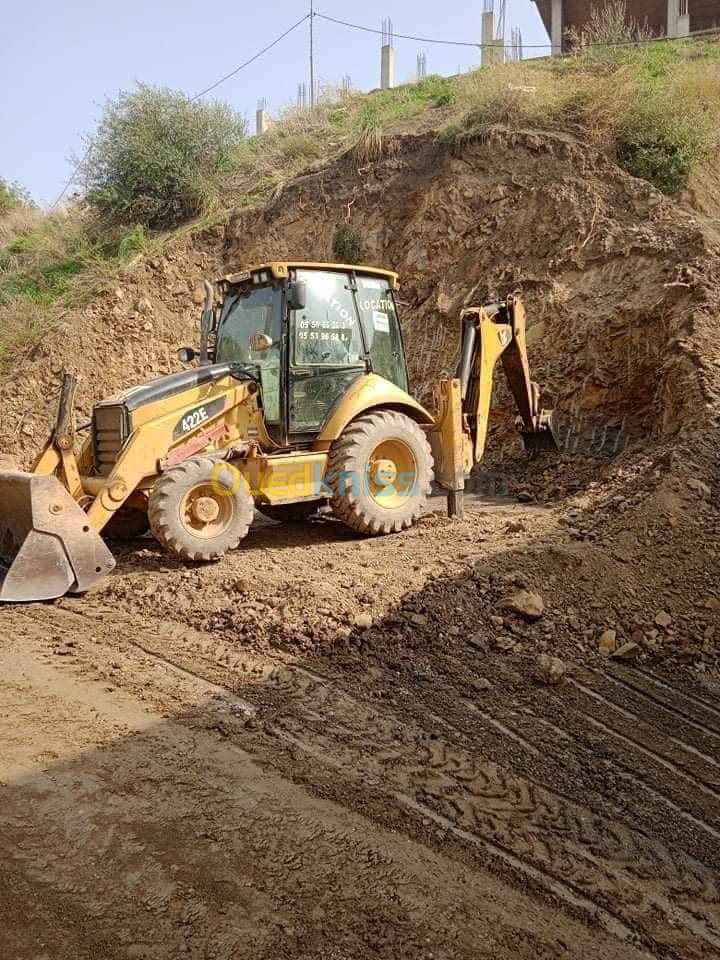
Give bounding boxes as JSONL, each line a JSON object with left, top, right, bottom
{"left": 0, "top": 262, "right": 555, "bottom": 601}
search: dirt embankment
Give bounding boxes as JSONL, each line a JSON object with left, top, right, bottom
{"left": 0, "top": 127, "right": 719, "bottom": 668}
{"left": 3, "top": 128, "right": 720, "bottom": 456}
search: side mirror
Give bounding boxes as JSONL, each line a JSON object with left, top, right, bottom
{"left": 288, "top": 280, "right": 307, "bottom": 311}
{"left": 250, "top": 333, "right": 273, "bottom": 352}
{"left": 177, "top": 346, "right": 196, "bottom": 363}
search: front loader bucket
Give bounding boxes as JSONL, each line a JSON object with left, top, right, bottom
{"left": 0, "top": 472, "right": 116, "bottom": 602}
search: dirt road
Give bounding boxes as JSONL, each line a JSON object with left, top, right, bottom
{"left": 1, "top": 501, "right": 719, "bottom": 959}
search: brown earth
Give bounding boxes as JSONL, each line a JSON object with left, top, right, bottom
{"left": 1, "top": 126, "right": 720, "bottom": 958}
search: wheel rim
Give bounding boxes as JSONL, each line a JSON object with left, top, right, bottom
{"left": 367, "top": 438, "right": 418, "bottom": 509}
{"left": 179, "top": 483, "right": 234, "bottom": 539}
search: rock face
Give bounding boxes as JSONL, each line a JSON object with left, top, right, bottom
{"left": 498, "top": 590, "right": 545, "bottom": 622}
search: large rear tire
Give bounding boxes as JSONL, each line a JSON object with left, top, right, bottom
{"left": 148, "top": 457, "right": 253, "bottom": 562}
{"left": 327, "top": 410, "right": 433, "bottom": 535}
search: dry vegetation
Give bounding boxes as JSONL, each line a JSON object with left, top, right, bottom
{"left": 2, "top": 36, "right": 719, "bottom": 371}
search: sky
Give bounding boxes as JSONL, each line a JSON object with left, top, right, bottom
{"left": 0, "top": 1, "right": 549, "bottom": 206}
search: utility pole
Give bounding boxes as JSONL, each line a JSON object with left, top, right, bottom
{"left": 310, "top": 0, "right": 315, "bottom": 107}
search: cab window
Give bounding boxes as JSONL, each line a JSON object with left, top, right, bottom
{"left": 355, "top": 275, "right": 408, "bottom": 391}
{"left": 215, "top": 285, "right": 282, "bottom": 423}
{"left": 289, "top": 270, "right": 366, "bottom": 434}
{"left": 292, "top": 270, "right": 364, "bottom": 367}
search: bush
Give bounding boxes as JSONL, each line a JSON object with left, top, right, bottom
{"left": 79, "top": 85, "right": 247, "bottom": 229}
{"left": 617, "top": 137, "right": 692, "bottom": 193}
{"left": 332, "top": 223, "right": 364, "bottom": 263}
{"left": 0, "top": 178, "right": 32, "bottom": 217}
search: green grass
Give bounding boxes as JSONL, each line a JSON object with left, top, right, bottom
{"left": 224, "top": 40, "right": 720, "bottom": 201}
{"left": 453, "top": 41, "right": 720, "bottom": 194}
{"left": 0, "top": 212, "right": 168, "bottom": 367}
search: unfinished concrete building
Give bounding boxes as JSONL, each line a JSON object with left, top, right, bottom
{"left": 533, "top": 0, "right": 720, "bottom": 53}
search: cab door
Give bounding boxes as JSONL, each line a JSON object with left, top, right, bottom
{"left": 288, "top": 269, "right": 367, "bottom": 437}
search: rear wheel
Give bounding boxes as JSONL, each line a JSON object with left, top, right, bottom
{"left": 148, "top": 457, "right": 253, "bottom": 562}
{"left": 256, "top": 502, "right": 321, "bottom": 523}
{"left": 327, "top": 410, "right": 433, "bottom": 535}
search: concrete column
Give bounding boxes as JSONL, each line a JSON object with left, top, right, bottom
{"left": 481, "top": 10, "right": 495, "bottom": 65}
{"left": 256, "top": 109, "right": 269, "bottom": 135}
{"left": 668, "top": 0, "right": 690, "bottom": 36}
{"left": 551, "top": 0, "right": 562, "bottom": 55}
{"left": 381, "top": 45, "right": 396, "bottom": 89}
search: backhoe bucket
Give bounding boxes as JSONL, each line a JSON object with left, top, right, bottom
{"left": 0, "top": 472, "right": 116, "bottom": 602}
{"left": 519, "top": 410, "right": 561, "bottom": 457}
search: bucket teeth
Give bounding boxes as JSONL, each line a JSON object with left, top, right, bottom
{"left": 0, "top": 471, "right": 115, "bottom": 602}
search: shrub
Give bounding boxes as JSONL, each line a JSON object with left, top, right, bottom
{"left": 0, "top": 178, "right": 32, "bottom": 217}
{"left": 332, "top": 223, "right": 364, "bottom": 263}
{"left": 565, "top": 0, "right": 652, "bottom": 52}
{"left": 79, "top": 85, "right": 247, "bottom": 229}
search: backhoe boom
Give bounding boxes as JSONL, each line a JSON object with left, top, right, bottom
{"left": 429, "top": 296, "right": 557, "bottom": 518}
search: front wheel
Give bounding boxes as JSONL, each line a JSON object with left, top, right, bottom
{"left": 148, "top": 456, "right": 254, "bottom": 562}
{"left": 327, "top": 410, "right": 433, "bottom": 535}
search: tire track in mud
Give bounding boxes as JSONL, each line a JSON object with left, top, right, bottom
{"left": 264, "top": 677, "right": 720, "bottom": 959}
{"left": 424, "top": 648, "right": 720, "bottom": 850}
{"left": 567, "top": 679, "right": 720, "bottom": 793}
{"left": 5, "top": 605, "right": 655, "bottom": 960}
{"left": 15, "top": 603, "right": 720, "bottom": 959}
{"left": 380, "top": 646, "right": 720, "bottom": 868}
{"left": 599, "top": 667, "right": 720, "bottom": 737}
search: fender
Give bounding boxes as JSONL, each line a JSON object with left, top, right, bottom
{"left": 312, "top": 373, "right": 435, "bottom": 449}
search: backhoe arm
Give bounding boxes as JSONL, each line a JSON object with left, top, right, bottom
{"left": 429, "top": 296, "right": 557, "bottom": 518}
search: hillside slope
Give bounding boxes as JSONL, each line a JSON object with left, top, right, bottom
{"left": 0, "top": 123, "right": 719, "bottom": 667}
{"left": 2, "top": 127, "right": 719, "bottom": 454}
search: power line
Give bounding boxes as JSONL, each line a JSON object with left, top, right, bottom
{"left": 191, "top": 13, "right": 310, "bottom": 100}
{"left": 314, "top": 11, "right": 489, "bottom": 48}
{"left": 50, "top": 13, "right": 310, "bottom": 209}
{"left": 315, "top": 11, "right": 720, "bottom": 51}
{"left": 49, "top": 10, "right": 719, "bottom": 209}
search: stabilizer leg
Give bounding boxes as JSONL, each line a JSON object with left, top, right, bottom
{"left": 447, "top": 488, "right": 465, "bottom": 519}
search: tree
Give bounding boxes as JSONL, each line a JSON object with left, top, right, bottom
{"left": 79, "top": 85, "right": 246, "bottom": 229}
{"left": 0, "top": 178, "right": 32, "bottom": 217}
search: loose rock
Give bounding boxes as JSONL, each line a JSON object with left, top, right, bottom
{"left": 598, "top": 629, "right": 617, "bottom": 657}
{"left": 611, "top": 641, "right": 640, "bottom": 661}
{"left": 498, "top": 589, "right": 544, "bottom": 622}
{"left": 537, "top": 654, "right": 569, "bottom": 685}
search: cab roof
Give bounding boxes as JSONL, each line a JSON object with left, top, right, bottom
{"left": 221, "top": 261, "right": 398, "bottom": 289}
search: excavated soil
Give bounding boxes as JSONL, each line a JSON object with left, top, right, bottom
{"left": 1, "top": 127, "right": 720, "bottom": 958}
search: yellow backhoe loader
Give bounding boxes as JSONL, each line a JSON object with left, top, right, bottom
{"left": 0, "top": 262, "right": 557, "bottom": 602}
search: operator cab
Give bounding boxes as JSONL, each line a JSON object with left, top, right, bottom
{"left": 208, "top": 262, "right": 409, "bottom": 445}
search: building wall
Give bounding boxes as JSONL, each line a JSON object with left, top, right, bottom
{"left": 564, "top": 0, "right": 666, "bottom": 38}
{"left": 534, "top": 0, "right": 720, "bottom": 49}
{"left": 691, "top": 0, "right": 720, "bottom": 33}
